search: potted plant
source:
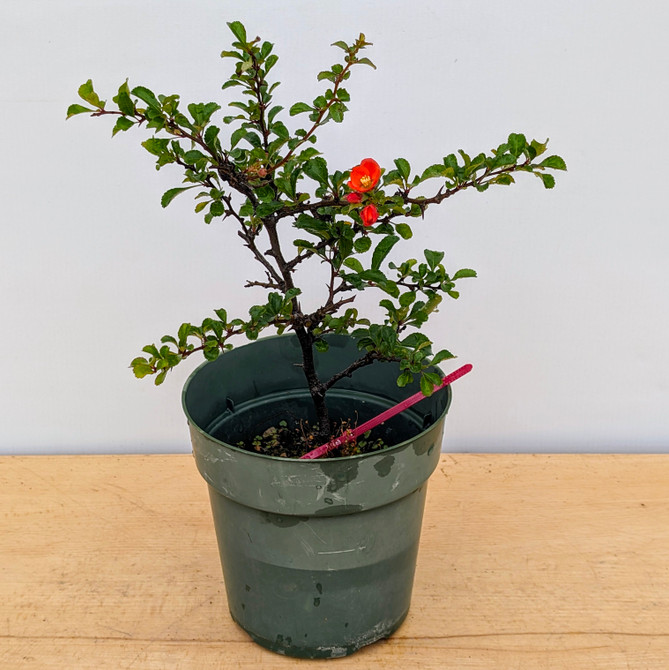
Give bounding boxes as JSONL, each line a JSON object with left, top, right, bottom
{"left": 67, "top": 21, "right": 565, "bottom": 658}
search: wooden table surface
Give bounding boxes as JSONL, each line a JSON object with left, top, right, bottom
{"left": 2, "top": 453, "right": 669, "bottom": 669}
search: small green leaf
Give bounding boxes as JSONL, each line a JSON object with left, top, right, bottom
{"left": 394, "top": 158, "right": 410, "bottom": 180}
{"left": 328, "top": 102, "right": 345, "bottom": 123}
{"left": 420, "top": 374, "right": 434, "bottom": 397}
{"left": 303, "top": 157, "right": 329, "bottom": 185}
{"left": 395, "top": 223, "right": 412, "bottom": 239}
{"left": 421, "top": 164, "right": 448, "bottom": 181}
{"left": 539, "top": 155, "right": 567, "bottom": 170}
{"left": 360, "top": 269, "right": 386, "bottom": 283}
{"left": 331, "top": 40, "right": 349, "bottom": 51}
{"left": 343, "top": 258, "right": 364, "bottom": 273}
{"left": 452, "top": 268, "right": 477, "bottom": 280}
{"left": 227, "top": 21, "right": 247, "bottom": 43}
{"left": 372, "top": 235, "right": 399, "bottom": 271}
{"left": 131, "top": 86, "right": 160, "bottom": 110}
{"left": 289, "top": 102, "right": 312, "bottom": 116}
{"left": 268, "top": 292, "right": 283, "bottom": 314}
{"left": 112, "top": 116, "right": 134, "bottom": 136}
{"left": 397, "top": 371, "right": 413, "bottom": 388}
{"left": 77, "top": 79, "right": 105, "bottom": 109}
{"left": 210, "top": 200, "right": 225, "bottom": 217}
{"left": 508, "top": 133, "right": 527, "bottom": 157}
{"left": 66, "top": 103, "right": 93, "bottom": 119}
{"left": 432, "top": 349, "right": 455, "bottom": 365}
{"left": 142, "top": 138, "right": 170, "bottom": 156}
{"left": 116, "top": 82, "right": 135, "bottom": 116}
{"left": 354, "top": 237, "right": 372, "bottom": 253}
{"left": 424, "top": 249, "right": 445, "bottom": 270}
{"left": 314, "top": 339, "right": 329, "bottom": 353}
{"left": 530, "top": 139, "right": 548, "bottom": 158}
{"left": 355, "top": 57, "right": 376, "bottom": 69}
{"left": 160, "top": 187, "right": 189, "bottom": 207}
{"left": 538, "top": 172, "right": 556, "bottom": 189}
{"left": 131, "top": 357, "right": 153, "bottom": 379}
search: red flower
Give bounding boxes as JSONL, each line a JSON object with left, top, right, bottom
{"left": 360, "top": 204, "right": 378, "bottom": 227}
{"left": 348, "top": 158, "right": 381, "bottom": 193}
{"left": 345, "top": 192, "right": 362, "bottom": 203}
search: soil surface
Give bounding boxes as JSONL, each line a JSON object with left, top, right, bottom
{"left": 235, "top": 420, "right": 387, "bottom": 459}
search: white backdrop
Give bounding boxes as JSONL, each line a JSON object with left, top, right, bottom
{"left": 2, "top": 0, "right": 668, "bottom": 454}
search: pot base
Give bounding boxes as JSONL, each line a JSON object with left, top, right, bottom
{"left": 234, "top": 610, "right": 408, "bottom": 659}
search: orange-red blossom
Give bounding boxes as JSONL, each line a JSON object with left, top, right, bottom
{"left": 360, "top": 204, "right": 378, "bottom": 227}
{"left": 348, "top": 158, "right": 381, "bottom": 192}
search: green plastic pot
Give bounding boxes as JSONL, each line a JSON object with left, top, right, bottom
{"left": 183, "top": 334, "right": 451, "bottom": 658}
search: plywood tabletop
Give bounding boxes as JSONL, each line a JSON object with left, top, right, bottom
{"left": 2, "top": 453, "right": 669, "bottom": 669}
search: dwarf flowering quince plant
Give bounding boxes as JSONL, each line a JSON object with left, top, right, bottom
{"left": 68, "top": 21, "right": 565, "bottom": 448}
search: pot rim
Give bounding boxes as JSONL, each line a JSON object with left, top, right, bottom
{"left": 181, "top": 335, "right": 452, "bottom": 464}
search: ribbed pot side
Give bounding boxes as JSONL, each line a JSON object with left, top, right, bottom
{"left": 182, "top": 334, "right": 451, "bottom": 659}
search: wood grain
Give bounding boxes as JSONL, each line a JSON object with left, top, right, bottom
{"left": 2, "top": 453, "right": 668, "bottom": 668}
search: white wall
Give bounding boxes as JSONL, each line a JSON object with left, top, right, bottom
{"left": 2, "top": 0, "right": 668, "bottom": 454}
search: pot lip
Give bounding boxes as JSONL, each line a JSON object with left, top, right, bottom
{"left": 181, "top": 335, "right": 452, "bottom": 464}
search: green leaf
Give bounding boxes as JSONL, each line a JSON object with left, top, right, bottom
{"left": 141, "top": 138, "right": 170, "bottom": 156}
{"left": 115, "top": 82, "right": 135, "bottom": 116}
{"left": 289, "top": 102, "right": 312, "bottom": 116}
{"left": 303, "top": 157, "right": 328, "bottom": 185}
{"left": 360, "top": 269, "right": 386, "bottom": 283}
{"left": 161, "top": 187, "right": 191, "bottom": 208}
{"left": 66, "top": 103, "right": 93, "bottom": 119}
{"left": 331, "top": 40, "right": 349, "bottom": 51}
{"left": 328, "top": 102, "right": 345, "bottom": 123}
{"left": 337, "top": 88, "right": 350, "bottom": 102}
{"left": 424, "top": 249, "right": 445, "bottom": 270}
{"left": 539, "top": 155, "right": 567, "bottom": 170}
{"left": 210, "top": 200, "right": 225, "bottom": 217}
{"left": 420, "top": 164, "right": 443, "bottom": 180}
{"left": 188, "top": 102, "right": 221, "bottom": 126}
{"left": 431, "top": 349, "right": 455, "bottom": 365}
{"left": 131, "top": 357, "right": 153, "bottom": 379}
{"left": 131, "top": 86, "right": 160, "bottom": 110}
{"left": 184, "top": 149, "right": 207, "bottom": 164}
{"left": 508, "top": 133, "right": 527, "bottom": 157}
{"left": 530, "top": 139, "right": 548, "bottom": 158}
{"left": 395, "top": 223, "right": 412, "bottom": 239}
{"left": 204, "top": 125, "right": 220, "bottom": 149}
{"left": 420, "top": 374, "right": 435, "bottom": 397}
{"left": 77, "top": 79, "right": 105, "bottom": 109}
{"left": 314, "top": 339, "right": 329, "bottom": 353}
{"left": 142, "top": 344, "right": 160, "bottom": 357}
{"left": 354, "top": 237, "right": 372, "bottom": 253}
{"left": 538, "top": 172, "right": 556, "bottom": 189}
{"left": 227, "top": 21, "right": 247, "bottom": 43}
{"left": 355, "top": 57, "right": 376, "bottom": 69}
{"left": 343, "top": 257, "right": 364, "bottom": 273}
{"left": 394, "top": 158, "right": 411, "bottom": 180}
{"left": 112, "top": 116, "right": 134, "bottom": 136}
{"left": 268, "top": 292, "right": 283, "bottom": 314}
{"left": 397, "top": 371, "right": 413, "bottom": 388}
{"left": 372, "top": 235, "right": 399, "bottom": 271}
{"left": 256, "top": 201, "right": 284, "bottom": 217}
{"left": 452, "top": 268, "right": 477, "bottom": 280}
{"left": 493, "top": 174, "right": 515, "bottom": 185}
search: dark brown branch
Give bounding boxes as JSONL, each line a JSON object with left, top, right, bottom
{"left": 323, "top": 351, "right": 386, "bottom": 391}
